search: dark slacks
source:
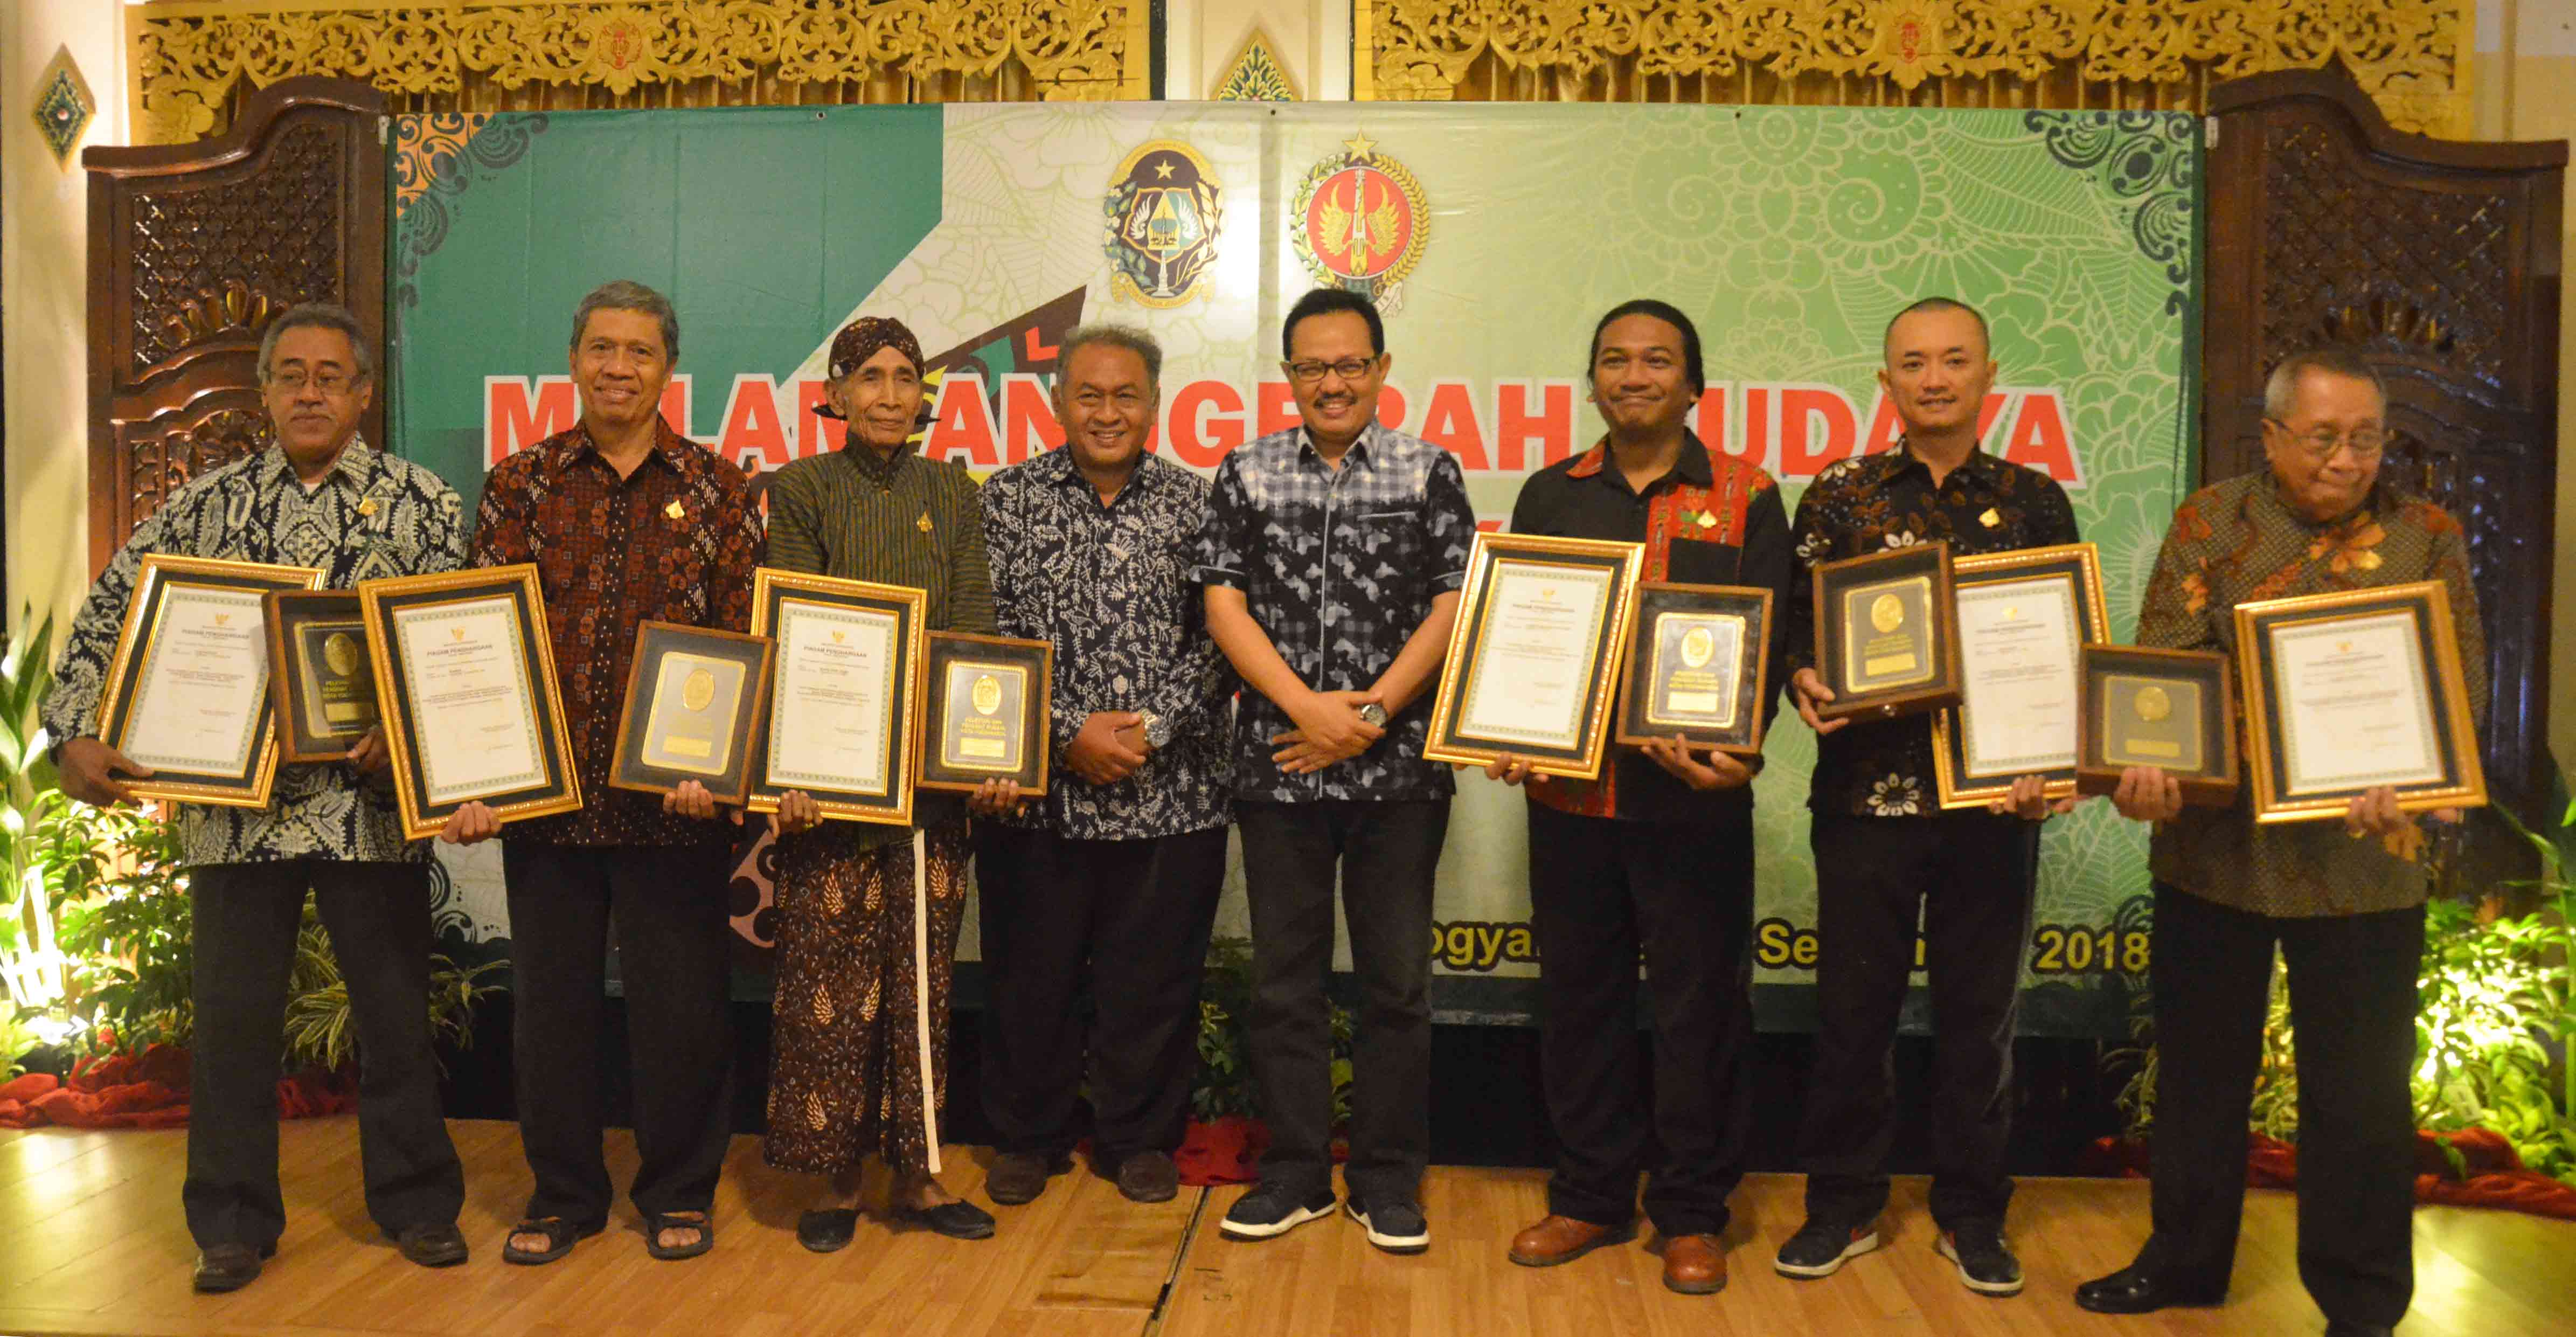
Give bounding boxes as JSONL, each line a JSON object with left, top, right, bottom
{"left": 1799, "top": 810, "right": 2039, "bottom": 1230}
{"left": 2139, "top": 883, "right": 2422, "bottom": 1327}
{"left": 184, "top": 860, "right": 463, "bottom": 1250}
{"left": 501, "top": 841, "right": 735, "bottom": 1227}
{"left": 974, "top": 824, "right": 1230, "bottom": 1163}
{"left": 1235, "top": 798, "right": 1448, "bottom": 1205}
{"left": 1526, "top": 802, "right": 1756, "bottom": 1238}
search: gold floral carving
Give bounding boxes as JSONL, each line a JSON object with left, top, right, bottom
{"left": 1357, "top": 0, "right": 2471, "bottom": 136}
{"left": 130, "top": 0, "right": 1148, "bottom": 143}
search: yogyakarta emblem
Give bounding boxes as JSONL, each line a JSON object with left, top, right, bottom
{"left": 1103, "top": 140, "right": 1221, "bottom": 308}
{"left": 1292, "top": 131, "right": 1429, "bottom": 312}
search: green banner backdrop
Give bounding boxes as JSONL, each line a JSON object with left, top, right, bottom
{"left": 390, "top": 102, "right": 2200, "bottom": 1035}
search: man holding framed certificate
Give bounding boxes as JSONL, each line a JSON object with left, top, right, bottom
{"left": 443, "top": 282, "right": 766, "bottom": 1266}
{"left": 1774, "top": 298, "right": 2080, "bottom": 1298}
{"left": 43, "top": 304, "right": 471, "bottom": 1291}
{"left": 2078, "top": 351, "right": 2487, "bottom": 1337}
{"left": 1482, "top": 301, "right": 1793, "bottom": 1296}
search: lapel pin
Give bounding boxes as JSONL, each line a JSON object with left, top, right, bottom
{"left": 356, "top": 497, "right": 379, "bottom": 518}
{"left": 1978, "top": 508, "right": 2002, "bottom": 528}
{"left": 917, "top": 512, "right": 934, "bottom": 534}
{"left": 666, "top": 500, "right": 686, "bottom": 520}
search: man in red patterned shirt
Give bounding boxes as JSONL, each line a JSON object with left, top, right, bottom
{"left": 443, "top": 280, "right": 765, "bottom": 1265}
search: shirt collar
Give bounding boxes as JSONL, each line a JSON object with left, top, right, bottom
{"left": 1037, "top": 444, "right": 1157, "bottom": 503}
{"left": 1296, "top": 421, "right": 1378, "bottom": 473}
{"left": 1565, "top": 429, "right": 1717, "bottom": 492}
{"left": 2256, "top": 472, "right": 2384, "bottom": 532}
{"left": 841, "top": 439, "right": 912, "bottom": 488}
{"left": 1884, "top": 435, "right": 1999, "bottom": 487}
{"left": 558, "top": 419, "right": 689, "bottom": 476}
{"left": 257, "top": 438, "right": 378, "bottom": 493}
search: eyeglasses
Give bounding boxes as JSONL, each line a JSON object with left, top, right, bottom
{"left": 270, "top": 369, "right": 359, "bottom": 396}
{"left": 1283, "top": 357, "right": 1380, "bottom": 385}
{"left": 2268, "top": 421, "right": 2387, "bottom": 461}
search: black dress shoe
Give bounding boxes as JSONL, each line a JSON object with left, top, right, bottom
{"left": 895, "top": 1200, "right": 996, "bottom": 1240}
{"left": 192, "top": 1243, "right": 267, "bottom": 1293}
{"left": 2324, "top": 1322, "right": 2395, "bottom": 1337}
{"left": 797, "top": 1208, "right": 859, "bottom": 1254}
{"left": 395, "top": 1223, "right": 469, "bottom": 1268}
{"left": 2073, "top": 1265, "right": 2226, "bottom": 1314}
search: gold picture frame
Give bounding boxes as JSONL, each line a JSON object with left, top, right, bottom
{"left": 1424, "top": 531, "right": 1645, "bottom": 780}
{"left": 747, "top": 568, "right": 927, "bottom": 826}
{"left": 1931, "top": 543, "right": 2110, "bottom": 809}
{"left": 95, "top": 553, "right": 323, "bottom": 808}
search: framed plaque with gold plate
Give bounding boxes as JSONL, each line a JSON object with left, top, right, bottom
{"left": 97, "top": 555, "right": 324, "bottom": 807}
{"left": 2233, "top": 581, "right": 2485, "bottom": 823}
{"left": 746, "top": 569, "right": 927, "bottom": 826}
{"left": 915, "top": 632, "right": 1052, "bottom": 794}
{"left": 1931, "top": 543, "right": 2109, "bottom": 808}
{"left": 607, "top": 621, "right": 774, "bottom": 805}
{"left": 1612, "top": 581, "right": 1773, "bottom": 756}
{"left": 2074, "top": 645, "right": 2239, "bottom": 806}
{"left": 263, "top": 590, "right": 377, "bottom": 764}
{"left": 1424, "top": 532, "right": 1645, "bottom": 780}
{"left": 1810, "top": 542, "right": 1960, "bottom": 722}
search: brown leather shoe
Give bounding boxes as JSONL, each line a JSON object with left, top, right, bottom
{"left": 1507, "top": 1214, "right": 1635, "bottom": 1267}
{"left": 1662, "top": 1234, "right": 1728, "bottom": 1294}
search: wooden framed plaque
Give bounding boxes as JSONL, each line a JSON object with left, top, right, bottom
{"left": 2233, "top": 580, "right": 2485, "bottom": 824}
{"left": 607, "top": 621, "right": 774, "bottom": 805}
{"left": 358, "top": 564, "right": 582, "bottom": 840}
{"left": 95, "top": 555, "right": 323, "bottom": 807}
{"left": 916, "top": 631, "right": 1052, "bottom": 794}
{"left": 263, "top": 590, "right": 377, "bottom": 764}
{"left": 1931, "top": 543, "right": 2109, "bottom": 808}
{"left": 1810, "top": 542, "right": 1960, "bottom": 722}
{"left": 747, "top": 568, "right": 926, "bottom": 826}
{"left": 1424, "top": 532, "right": 1645, "bottom": 780}
{"left": 2075, "top": 645, "right": 2239, "bottom": 807}
{"left": 1613, "top": 581, "right": 1773, "bottom": 756}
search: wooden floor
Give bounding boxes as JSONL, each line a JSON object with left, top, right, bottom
{"left": 0, "top": 1119, "right": 2568, "bottom": 1336}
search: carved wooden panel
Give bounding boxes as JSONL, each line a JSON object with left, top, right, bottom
{"left": 84, "top": 77, "right": 386, "bottom": 576}
{"left": 2204, "top": 66, "right": 2566, "bottom": 831}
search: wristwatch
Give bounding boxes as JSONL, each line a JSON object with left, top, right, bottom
{"left": 1134, "top": 709, "right": 1163, "bottom": 747}
{"left": 1357, "top": 703, "right": 1390, "bottom": 727}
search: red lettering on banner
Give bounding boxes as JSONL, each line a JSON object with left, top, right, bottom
{"left": 1001, "top": 373, "right": 1062, "bottom": 465}
{"left": 1742, "top": 387, "right": 1774, "bottom": 474}
{"left": 1255, "top": 382, "right": 1300, "bottom": 437}
{"left": 1420, "top": 381, "right": 1490, "bottom": 470}
{"left": 1165, "top": 380, "right": 1245, "bottom": 468}
{"left": 718, "top": 376, "right": 790, "bottom": 469}
{"left": 796, "top": 379, "right": 846, "bottom": 456}
{"left": 2002, "top": 389, "right": 2080, "bottom": 486}
{"left": 1696, "top": 385, "right": 1748, "bottom": 465}
{"left": 926, "top": 375, "right": 999, "bottom": 466}
{"left": 1860, "top": 392, "right": 1906, "bottom": 455}
{"left": 1496, "top": 380, "right": 1574, "bottom": 470}
{"left": 1780, "top": 386, "right": 1858, "bottom": 476}
{"left": 659, "top": 379, "right": 693, "bottom": 441}
{"left": 485, "top": 377, "right": 578, "bottom": 464}
{"left": 1976, "top": 391, "right": 2009, "bottom": 443}
{"left": 1377, "top": 384, "right": 1410, "bottom": 433}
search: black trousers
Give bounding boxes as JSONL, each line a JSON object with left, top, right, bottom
{"left": 1235, "top": 798, "right": 1448, "bottom": 1205}
{"left": 2138, "top": 883, "right": 2422, "bottom": 1327}
{"left": 1799, "top": 811, "right": 2039, "bottom": 1230}
{"left": 1527, "top": 802, "right": 1756, "bottom": 1237}
{"left": 974, "top": 824, "right": 1229, "bottom": 1163}
{"left": 184, "top": 860, "right": 463, "bottom": 1250}
{"left": 501, "top": 841, "right": 735, "bottom": 1227}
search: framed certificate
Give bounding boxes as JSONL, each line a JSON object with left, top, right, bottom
{"left": 2234, "top": 580, "right": 2485, "bottom": 823}
{"left": 1424, "top": 532, "right": 1644, "bottom": 780}
{"left": 2075, "top": 645, "right": 2239, "bottom": 807}
{"left": 1613, "top": 581, "right": 1773, "bottom": 756}
{"left": 358, "top": 564, "right": 582, "bottom": 840}
{"left": 916, "top": 631, "right": 1052, "bottom": 795}
{"left": 747, "top": 569, "right": 926, "bottom": 826}
{"left": 263, "top": 590, "right": 377, "bottom": 764}
{"left": 95, "top": 555, "right": 323, "bottom": 807}
{"left": 1931, "top": 543, "right": 2109, "bottom": 808}
{"left": 1811, "top": 542, "right": 1961, "bottom": 722}
{"left": 607, "top": 621, "right": 774, "bottom": 805}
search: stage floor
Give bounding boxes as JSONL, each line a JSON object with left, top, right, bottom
{"left": 0, "top": 1119, "right": 2566, "bottom": 1335}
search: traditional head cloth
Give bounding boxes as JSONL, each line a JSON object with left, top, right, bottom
{"left": 811, "top": 316, "right": 926, "bottom": 421}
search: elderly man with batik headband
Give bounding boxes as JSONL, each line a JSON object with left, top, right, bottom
{"left": 46, "top": 302, "right": 470, "bottom": 1293}
{"left": 2077, "top": 350, "right": 2485, "bottom": 1337}
{"left": 762, "top": 314, "right": 1019, "bottom": 1252}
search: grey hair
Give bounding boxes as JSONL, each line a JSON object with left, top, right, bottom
{"left": 256, "top": 302, "right": 373, "bottom": 385}
{"left": 1057, "top": 323, "right": 1163, "bottom": 389}
{"left": 2263, "top": 349, "right": 2387, "bottom": 420}
{"left": 569, "top": 279, "right": 680, "bottom": 359}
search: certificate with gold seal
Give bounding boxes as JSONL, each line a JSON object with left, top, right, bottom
{"left": 916, "top": 631, "right": 1052, "bottom": 794}
{"left": 2075, "top": 645, "right": 2239, "bottom": 807}
{"left": 96, "top": 555, "right": 324, "bottom": 807}
{"left": 263, "top": 590, "right": 379, "bottom": 764}
{"left": 608, "top": 621, "right": 774, "bottom": 805}
{"left": 2233, "top": 580, "right": 2484, "bottom": 823}
{"left": 1613, "top": 581, "right": 1773, "bottom": 756}
{"left": 1931, "top": 544, "right": 2108, "bottom": 808}
{"left": 1425, "top": 532, "right": 1645, "bottom": 780}
{"left": 1811, "top": 542, "right": 1960, "bottom": 722}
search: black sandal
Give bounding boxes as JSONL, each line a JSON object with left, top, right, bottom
{"left": 894, "top": 1200, "right": 995, "bottom": 1240}
{"left": 501, "top": 1216, "right": 599, "bottom": 1265}
{"left": 797, "top": 1208, "right": 860, "bottom": 1253}
{"left": 645, "top": 1211, "right": 714, "bottom": 1261}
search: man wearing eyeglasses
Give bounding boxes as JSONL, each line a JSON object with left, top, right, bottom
{"left": 1197, "top": 287, "right": 1477, "bottom": 1253}
{"left": 2077, "top": 349, "right": 2483, "bottom": 1337}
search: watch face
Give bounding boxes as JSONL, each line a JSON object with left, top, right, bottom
{"left": 1359, "top": 704, "right": 1388, "bottom": 726}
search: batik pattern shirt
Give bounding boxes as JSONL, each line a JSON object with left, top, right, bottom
{"left": 2137, "top": 472, "right": 2487, "bottom": 917}
{"left": 1783, "top": 441, "right": 2081, "bottom": 817}
{"left": 470, "top": 421, "right": 765, "bottom": 847}
{"left": 1195, "top": 421, "right": 1478, "bottom": 803}
{"left": 982, "top": 448, "right": 1231, "bottom": 840}
{"left": 44, "top": 442, "right": 466, "bottom": 866}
